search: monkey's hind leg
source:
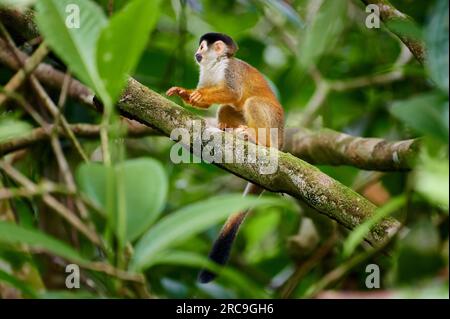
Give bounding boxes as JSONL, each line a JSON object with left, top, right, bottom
{"left": 242, "top": 97, "right": 283, "bottom": 149}
{"left": 217, "top": 104, "right": 245, "bottom": 130}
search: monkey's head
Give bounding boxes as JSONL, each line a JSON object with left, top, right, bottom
{"left": 195, "top": 33, "right": 238, "bottom": 65}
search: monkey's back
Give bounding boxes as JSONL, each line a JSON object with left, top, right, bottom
{"left": 227, "top": 58, "right": 280, "bottom": 105}
{"left": 226, "top": 58, "right": 284, "bottom": 147}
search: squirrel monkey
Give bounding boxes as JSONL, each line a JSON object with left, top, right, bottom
{"left": 166, "top": 33, "right": 284, "bottom": 283}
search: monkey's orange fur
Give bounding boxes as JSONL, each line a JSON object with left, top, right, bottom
{"left": 166, "top": 33, "right": 284, "bottom": 283}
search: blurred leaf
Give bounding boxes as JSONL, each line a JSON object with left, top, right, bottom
{"left": 0, "top": 0, "right": 36, "bottom": 10}
{"left": 97, "top": 0, "right": 161, "bottom": 103}
{"left": 0, "top": 119, "right": 32, "bottom": 142}
{"left": 343, "top": 196, "right": 406, "bottom": 258}
{"left": 151, "top": 250, "right": 267, "bottom": 298}
{"left": 299, "top": 0, "right": 347, "bottom": 67}
{"left": 415, "top": 152, "right": 449, "bottom": 209}
{"left": 204, "top": 12, "right": 258, "bottom": 36}
{"left": 243, "top": 208, "right": 280, "bottom": 263}
{"left": 395, "top": 280, "right": 449, "bottom": 298}
{"left": 390, "top": 92, "right": 449, "bottom": 142}
{"left": 185, "top": 0, "right": 202, "bottom": 12}
{"left": 258, "top": 0, "right": 304, "bottom": 28}
{"left": 0, "top": 221, "right": 87, "bottom": 264}
{"left": 130, "top": 194, "right": 286, "bottom": 271}
{"left": 425, "top": 0, "right": 449, "bottom": 93}
{"left": 40, "top": 290, "right": 98, "bottom": 299}
{"left": 77, "top": 158, "right": 168, "bottom": 242}
{"left": 0, "top": 268, "right": 37, "bottom": 298}
{"left": 35, "top": 0, "right": 109, "bottom": 103}
{"left": 76, "top": 162, "right": 112, "bottom": 214}
{"left": 120, "top": 158, "right": 168, "bottom": 241}
{"left": 395, "top": 220, "right": 444, "bottom": 284}
{"left": 385, "top": 18, "right": 423, "bottom": 42}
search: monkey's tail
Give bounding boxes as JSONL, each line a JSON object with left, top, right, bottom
{"left": 198, "top": 183, "right": 263, "bottom": 284}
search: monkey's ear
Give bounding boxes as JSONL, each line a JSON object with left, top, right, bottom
{"left": 213, "top": 40, "right": 226, "bottom": 55}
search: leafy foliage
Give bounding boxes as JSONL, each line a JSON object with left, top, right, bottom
{"left": 77, "top": 158, "right": 168, "bottom": 242}
{"left": 0, "top": 0, "right": 448, "bottom": 299}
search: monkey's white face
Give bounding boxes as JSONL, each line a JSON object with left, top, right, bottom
{"left": 195, "top": 40, "right": 227, "bottom": 67}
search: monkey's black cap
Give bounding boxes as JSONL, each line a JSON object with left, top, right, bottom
{"left": 199, "top": 32, "right": 238, "bottom": 55}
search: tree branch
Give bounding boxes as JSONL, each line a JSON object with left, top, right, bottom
{"left": 115, "top": 78, "right": 400, "bottom": 246}
{"left": 0, "top": 124, "right": 418, "bottom": 171}
{"left": 284, "top": 128, "right": 419, "bottom": 171}
{"left": 361, "top": 0, "right": 426, "bottom": 64}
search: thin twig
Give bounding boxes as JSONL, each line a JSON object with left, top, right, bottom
{"left": 0, "top": 28, "right": 90, "bottom": 221}
{"left": 0, "top": 183, "right": 72, "bottom": 200}
{"left": 0, "top": 122, "right": 155, "bottom": 156}
{"left": 278, "top": 228, "right": 338, "bottom": 298}
{"left": 108, "top": 0, "right": 114, "bottom": 16}
{"left": 300, "top": 41, "right": 412, "bottom": 127}
{"left": 30, "top": 76, "right": 89, "bottom": 162}
{"left": 0, "top": 38, "right": 94, "bottom": 105}
{"left": 304, "top": 228, "right": 399, "bottom": 298}
{"left": 0, "top": 39, "right": 49, "bottom": 106}
{"left": 0, "top": 26, "right": 89, "bottom": 162}
{"left": 0, "top": 161, "right": 102, "bottom": 247}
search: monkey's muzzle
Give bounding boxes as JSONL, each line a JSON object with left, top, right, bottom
{"left": 195, "top": 53, "right": 202, "bottom": 63}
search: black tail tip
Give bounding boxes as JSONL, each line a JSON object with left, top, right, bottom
{"left": 198, "top": 269, "right": 217, "bottom": 284}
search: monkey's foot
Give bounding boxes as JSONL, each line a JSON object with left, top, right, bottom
{"left": 218, "top": 122, "right": 231, "bottom": 130}
{"left": 234, "top": 125, "right": 250, "bottom": 141}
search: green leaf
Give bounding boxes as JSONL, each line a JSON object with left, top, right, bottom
{"left": 130, "top": 194, "right": 286, "bottom": 271}
{"left": 40, "top": 290, "right": 98, "bottom": 299}
{"left": 76, "top": 158, "right": 168, "bottom": 242}
{"left": 425, "top": 0, "right": 449, "bottom": 93}
{"left": 0, "top": 268, "right": 37, "bottom": 298}
{"left": 415, "top": 152, "right": 449, "bottom": 209}
{"left": 394, "top": 220, "right": 444, "bottom": 284}
{"left": 0, "top": 221, "right": 87, "bottom": 264}
{"left": 204, "top": 12, "right": 259, "bottom": 36}
{"left": 0, "top": 0, "right": 36, "bottom": 10}
{"left": 119, "top": 158, "right": 168, "bottom": 241}
{"left": 299, "top": 0, "right": 347, "bottom": 67}
{"left": 385, "top": 18, "right": 423, "bottom": 42}
{"left": 257, "top": 0, "right": 304, "bottom": 29}
{"left": 151, "top": 250, "right": 267, "bottom": 298}
{"left": 35, "top": 0, "right": 109, "bottom": 103}
{"left": 390, "top": 92, "right": 449, "bottom": 142}
{"left": 0, "top": 118, "right": 32, "bottom": 142}
{"left": 96, "top": 0, "right": 161, "bottom": 103}
{"left": 343, "top": 196, "right": 406, "bottom": 258}
{"left": 76, "top": 162, "right": 112, "bottom": 211}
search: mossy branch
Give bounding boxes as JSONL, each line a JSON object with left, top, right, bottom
{"left": 284, "top": 128, "right": 419, "bottom": 171}
{"left": 115, "top": 78, "right": 400, "bottom": 246}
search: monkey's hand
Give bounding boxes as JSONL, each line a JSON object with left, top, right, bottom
{"left": 188, "top": 90, "right": 211, "bottom": 108}
{"left": 166, "top": 86, "right": 192, "bottom": 101}
{"left": 189, "top": 90, "right": 203, "bottom": 104}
